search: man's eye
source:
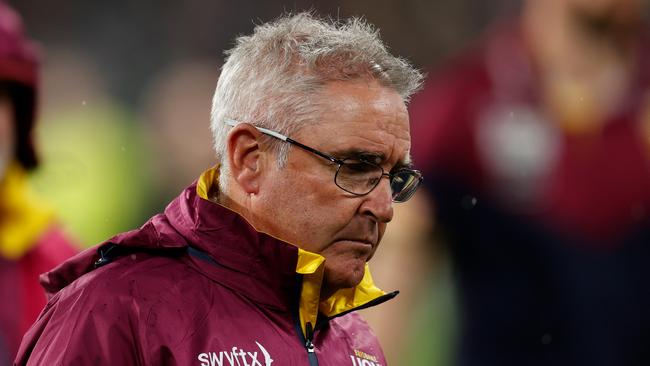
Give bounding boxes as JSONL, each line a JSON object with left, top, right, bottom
{"left": 345, "top": 162, "right": 377, "bottom": 173}
{"left": 367, "top": 176, "right": 381, "bottom": 186}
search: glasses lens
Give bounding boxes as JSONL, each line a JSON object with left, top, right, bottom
{"left": 391, "top": 170, "right": 422, "bottom": 202}
{"left": 335, "top": 160, "right": 383, "bottom": 195}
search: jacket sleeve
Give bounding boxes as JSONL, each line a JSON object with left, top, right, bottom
{"left": 15, "top": 281, "right": 146, "bottom": 365}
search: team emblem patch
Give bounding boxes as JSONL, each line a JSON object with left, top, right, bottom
{"left": 350, "top": 349, "right": 382, "bottom": 366}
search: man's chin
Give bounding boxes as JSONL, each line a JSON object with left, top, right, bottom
{"left": 322, "top": 261, "right": 367, "bottom": 296}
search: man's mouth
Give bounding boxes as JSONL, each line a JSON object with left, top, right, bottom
{"left": 334, "top": 238, "right": 376, "bottom": 253}
{"left": 338, "top": 237, "right": 374, "bottom": 245}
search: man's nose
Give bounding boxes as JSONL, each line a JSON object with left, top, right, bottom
{"left": 359, "top": 177, "right": 394, "bottom": 223}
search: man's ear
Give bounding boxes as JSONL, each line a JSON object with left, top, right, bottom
{"left": 226, "top": 123, "right": 265, "bottom": 194}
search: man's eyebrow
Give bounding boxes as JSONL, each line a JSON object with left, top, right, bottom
{"left": 330, "top": 148, "right": 386, "bottom": 162}
{"left": 330, "top": 148, "right": 414, "bottom": 169}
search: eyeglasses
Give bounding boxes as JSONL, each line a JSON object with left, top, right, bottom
{"left": 224, "top": 119, "right": 423, "bottom": 203}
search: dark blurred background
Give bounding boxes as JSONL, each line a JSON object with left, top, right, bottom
{"left": 12, "top": 0, "right": 517, "bottom": 106}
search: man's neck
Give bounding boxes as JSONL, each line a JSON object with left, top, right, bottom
{"left": 215, "top": 189, "right": 250, "bottom": 221}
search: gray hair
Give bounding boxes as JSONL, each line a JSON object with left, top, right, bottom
{"left": 210, "top": 12, "right": 423, "bottom": 189}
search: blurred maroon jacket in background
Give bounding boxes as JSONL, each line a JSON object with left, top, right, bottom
{"left": 410, "top": 21, "right": 650, "bottom": 366}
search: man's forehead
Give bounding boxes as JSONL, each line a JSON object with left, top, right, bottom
{"left": 293, "top": 79, "right": 411, "bottom": 157}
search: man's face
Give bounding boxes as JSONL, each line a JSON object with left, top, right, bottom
{"left": 0, "top": 95, "right": 15, "bottom": 179}
{"left": 252, "top": 79, "right": 410, "bottom": 293}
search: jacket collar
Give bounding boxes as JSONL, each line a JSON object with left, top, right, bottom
{"left": 174, "top": 167, "right": 394, "bottom": 335}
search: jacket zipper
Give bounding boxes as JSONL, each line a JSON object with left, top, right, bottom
{"left": 305, "top": 322, "right": 319, "bottom": 366}
{"left": 294, "top": 319, "right": 319, "bottom": 366}
{"left": 294, "top": 288, "right": 398, "bottom": 365}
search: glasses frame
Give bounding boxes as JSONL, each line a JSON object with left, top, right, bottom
{"left": 224, "top": 118, "right": 422, "bottom": 202}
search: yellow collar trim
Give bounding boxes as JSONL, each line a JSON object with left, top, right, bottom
{"left": 0, "top": 163, "right": 55, "bottom": 259}
{"left": 319, "top": 262, "right": 386, "bottom": 317}
{"left": 196, "top": 166, "right": 387, "bottom": 336}
{"left": 296, "top": 251, "right": 386, "bottom": 336}
{"left": 197, "top": 165, "right": 219, "bottom": 200}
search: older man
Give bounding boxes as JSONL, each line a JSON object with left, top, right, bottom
{"left": 16, "top": 13, "right": 422, "bottom": 365}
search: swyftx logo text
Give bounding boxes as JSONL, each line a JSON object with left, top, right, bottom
{"left": 197, "top": 342, "right": 273, "bottom": 366}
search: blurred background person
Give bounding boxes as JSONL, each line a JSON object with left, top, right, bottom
{"left": 410, "top": 0, "right": 650, "bottom": 365}
{"left": 0, "top": 2, "right": 77, "bottom": 363}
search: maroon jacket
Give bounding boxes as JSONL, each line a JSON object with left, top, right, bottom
{"left": 16, "top": 173, "right": 395, "bottom": 366}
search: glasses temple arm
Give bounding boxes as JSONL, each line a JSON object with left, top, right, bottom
{"left": 224, "top": 118, "right": 342, "bottom": 165}
{"left": 284, "top": 138, "right": 343, "bottom": 165}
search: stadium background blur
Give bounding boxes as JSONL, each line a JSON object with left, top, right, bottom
{"left": 8, "top": 1, "right": 650, "bottom": 365}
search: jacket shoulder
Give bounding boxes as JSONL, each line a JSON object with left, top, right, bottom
{"left": 16, "top": 252, "right": 209, "bottom": 365}
{"left": 65, "top": 250, "right": 196, "bottom": 299}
